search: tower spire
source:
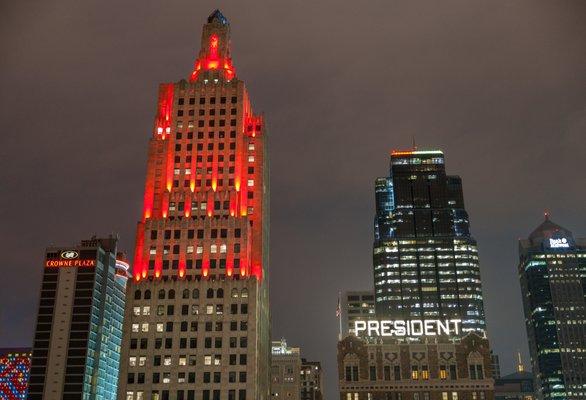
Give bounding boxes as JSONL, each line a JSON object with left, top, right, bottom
{"left": 191, "top": 9, "right": 236, "bottom": 81}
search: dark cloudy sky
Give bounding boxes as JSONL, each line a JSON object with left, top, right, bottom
{"left": 2, "top": 0, "right": 586, "bottom": 396}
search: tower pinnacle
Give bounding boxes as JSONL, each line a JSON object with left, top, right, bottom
{"left": 191, "top": 10, "right": 235, "bottom": 81}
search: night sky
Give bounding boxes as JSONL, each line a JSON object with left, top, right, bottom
{"left": 2, "top": 0, "right": 586, "bottom": 397}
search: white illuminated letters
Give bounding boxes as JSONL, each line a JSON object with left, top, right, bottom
{"left": 353, "top": 319, "right": 462, "bottom": 338}
{"left": 549, "top": 238, "right": 569, "bottom": 249}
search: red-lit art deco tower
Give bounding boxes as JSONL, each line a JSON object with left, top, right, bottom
{"left": 118, "top": 10, "right": 270, "bottom": 400}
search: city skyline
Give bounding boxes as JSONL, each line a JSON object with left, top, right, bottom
{"left": 2, "top": 1, "right": 586, "bottom": 397}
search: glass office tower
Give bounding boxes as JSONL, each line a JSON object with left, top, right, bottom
{"left": 518, "top": 216, "right": 586, "bottom": 399}
{"left": 373, "top": 150, "right": 487, "bottom": 334}
{"left": 27, "top": 236, "right": 129, "bottom": 400}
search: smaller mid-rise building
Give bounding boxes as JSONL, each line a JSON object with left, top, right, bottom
{"left": 272, "top": 339, "right": 301, "bottom": 400}
{"left": 338, "top": 333, "right": 494, "bottom": 400}
{"left": 490, "top": 352, "right": 501, "bottom": 380}
{"left": 301, "top": 359, "right": 323, "bottom": 400}
{"left": 340, "top": 291, "right": 375, "bottom": 337}
{"left": 494, "top": 372, "right": 535, "bottom": 400}
{"left": 0, "top": 348, "right": 31, "bottom": 400}
{"left": 27, "top": 236, "right": 129, "bottom": 400}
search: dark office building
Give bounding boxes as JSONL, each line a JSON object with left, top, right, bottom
{"left": 27, "top": 236, "right": 129, "bottom": 400}
{"left": 518, "top": 216, "right": 586, "bottom": 399}
{"left": 373, "top": 150, "right": 486, "bottom": 334}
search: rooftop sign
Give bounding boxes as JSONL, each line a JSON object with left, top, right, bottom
{"left": 354, "top": 319, "right": 462, "bottom": 338}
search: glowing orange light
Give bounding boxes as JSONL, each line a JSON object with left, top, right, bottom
{"left": 235, "top": 180, "right": 240, "bottom": 191}
{"left": 184, "top": 209, "right": 190, "bottom": 218}
{"left": 206, "top": 60, "right": 219, "bottom": 69}
{"left": 155, "top": 270, "right": 161, "bottom": 278}
{"left": 144, "top": 210, "right": 151, "bottom": 219}
{"left": 190, "top": 181, "right": 195, "bottom": 192}
{"left": 162, "top": 211, "right": 168, "bottom": 218}
{"left": 179, "top": 269, "right": 185, "bottom": 278}
{"left": 203, "top": 269, "right": 209, "bottom": 277}
{"left": 141, "top": 270, "right": 147, "bottom": 278}
{"left": 212, "top": 179, "right": 217, "bottom": 191}
{"left": 207, "top": 210, "right": 212, "bottom": 217}
{"left": 135, "top": 275, "right": 140, "bottom": 282}
{"left": 391, "top": 151, "right": 414, "bottom": 156}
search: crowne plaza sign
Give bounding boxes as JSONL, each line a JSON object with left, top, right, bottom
{"left": 45, "top": 250, "right": 96, "bottom": 268}
{"left": 354, "top": 319, "right": 462, "bottom": 338}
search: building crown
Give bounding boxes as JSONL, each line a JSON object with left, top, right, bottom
{"left": 191, "top": 9, "right": 236, "bottom": 81}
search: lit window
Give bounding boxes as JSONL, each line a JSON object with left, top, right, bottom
{"left": 163, "top": 373, "right": 170, "bottom": 383}
{"left": 187, "top": 245, "right": 194, "bottom": 254}
{"left": 164, "top": 356, "right": 172, "bottom": 366}
{"left": 126, "top": 392, "right": 134, "bottom": 400}
{"left": 211, "top": 245, "right": 217, "bottom": 253}
{"left": 174, "top": 169, "right": 180, "bottom": 175}
{"left": 157, "top": 323, "right": 164, "bottom": 332}
{"left": 200, "top": 203, "right": 207, "bottom": 210}
{"left": 247, "top": 179, "right": 254, "bottom": 187}
{"left": 142, "top": 306, "right": 150, "bottom": 315}
{"left": 132, "top": 324, "right": 139, "bottom": 332}
{"left": 136, "top": 392, "right": 143, "bottom": 400}
{"left": 179, "top": 356, "right": 186, "bottom": 366}
{"left": 185, "top": 169, "right": 191, "bottom": 175}
{"left": 139, "top": 357, "right": 146, "bottom": 366}
{"left": 133, "top": 307, "right": 141, "bottom": 316}
{"left": 220, "top": 244, "right": 227, "bottom": 253}
{"left": 248, "top": 144, "right": 254, "bottom": 151}
{"left": 149, "top": 247, "right": 156, "bottom": 255}
{"left": 411, "top": 367, "right": 419, "bottom": 380}
{"left": 129, "top": 357, "right": 136, "bottom": 366}
{"left": 141, "top": 323, "right": 149, "bottom": 332}
{"left": 207, "top": 305, "right": 214, "bottom": 314}
{"left": 196, "top": 246, "right": 203, "bottom": 254}
{"left": 205, "top": 355, "right": 212, "bottom": 365}
{"left": 248, "top": 155, "right": 254, "bottom": 162}
{"left": 214, "top": 355, "right": 221, "bottom": 365}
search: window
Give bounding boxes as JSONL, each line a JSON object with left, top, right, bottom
{"left": 141, "top": 323, "right": 149, "bottom": 332}
{"left": 132, "top": 324, "right": 139, "bottom": 333}
{"left": 142, "top": 306, "right": 150, "bottom": 315}
{"left": 204, "top": 355, "right": 212, "bottom": 365}
{"left": 369, "top": 366, "right": 376, "bottom": 381}
{"left": 157, "top": 323, "right": 164, "bottom": 332}
{"left": 192, "top": 289, "right": 199, "bottom": 299}
{"left": 411, "top": 366, "right": 419, "bottom": 380}
{"left": 440, "top": 365, "right": 447, "bottom": 379}
{"left": 345, "top": 366, "right": 359, "bottom": 382}
{"left": 134, "top": 290, "right": 141, "bottom": 300}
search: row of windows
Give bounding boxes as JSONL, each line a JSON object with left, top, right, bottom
{"left": 134, "top": 288, "right": 248, "bottom": 300}
{"left": 345, "top": 364, "right": 467, "bottom": 381}
{"left": 129, "top": 354, "right": 247, "bottom": 367}
{"left": 152, "top": 243, "right": 240, "bottom": 255}
{"left": 132, "top": 320, "right": 249, "bottom": 334}
{"left": 130, "top": 336, "right": 247, "bottom": 350}
{"left": 132, "top": 303, "right": 248, "bottom": 317}
{"left": 128, "top": 370, "right": 247, "bottom": 385}
{"left": 173, "top": 154, "right": 255, "bottom": 165}
{"left": 177, "top": 96, "right": 238, "bottom": 105}
{"left": 177, "top": 108, "right": 237, "bottom": 117}
{"left": 145, "top": 259, "right": 245, "bottom": 271}
{"left": 345, "top": 391, "right": 484, "bottom": 400}
{"left": 126, "top": 388, "right": 246, "bottom": 400}
{"left": 151, "top": 228, "right": 242, "bottom": 241}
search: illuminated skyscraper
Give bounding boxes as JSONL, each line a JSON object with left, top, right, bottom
{"left": 373, "top": 150, "right": 487, "bottom": 334}
{"left": 518, "top": 216, "right": 586, "bottom": 400}
{"left": 0, "top": 348, "right": 31, "bottom": 400}
{"left": 118, "top": 10, "right": 270, "bottom": 400}
{"left": 26, "top": 236, "right": 129, "bottom": 400}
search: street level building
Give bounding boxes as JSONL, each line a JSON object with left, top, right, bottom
{"left": 340, "top": 291, "right": 376, "bottom": 337}
{"left": 373, "top": 150, "right": 486, "bottom": 334}
{"left": 271, "top": 339, "right": 301, "bottom": 400}
{"left": 27, "top": 236, "right": 129, "bottom": 400}
{"left": 118, "top": 10, "right": 271, "bottom": 400}
{"left": 300, "top": 359, "right": 324, "bottom": 400}
{"left": 0, "top": 348, "right": 31, "bottom": 400}
{"left": 518, "top": 216, "right": 586, "bottom": 400}
{"left": 494, "top": 372, "right": 535, "bottom": 400}
{"left": 338, "top": 333, "right": 494, "bottom": 400}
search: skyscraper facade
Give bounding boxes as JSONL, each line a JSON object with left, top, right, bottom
{"left": 518, "top": 216, "right": 586, "bottom": 400}
{"left": 27, "top": 236, "right": 129, "bottom": 400}
{"left": 373, "top": 150, "right": 486, "bottom": 334}
{"left": 118, "top": 10, "right": 270, "bottom": 400}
